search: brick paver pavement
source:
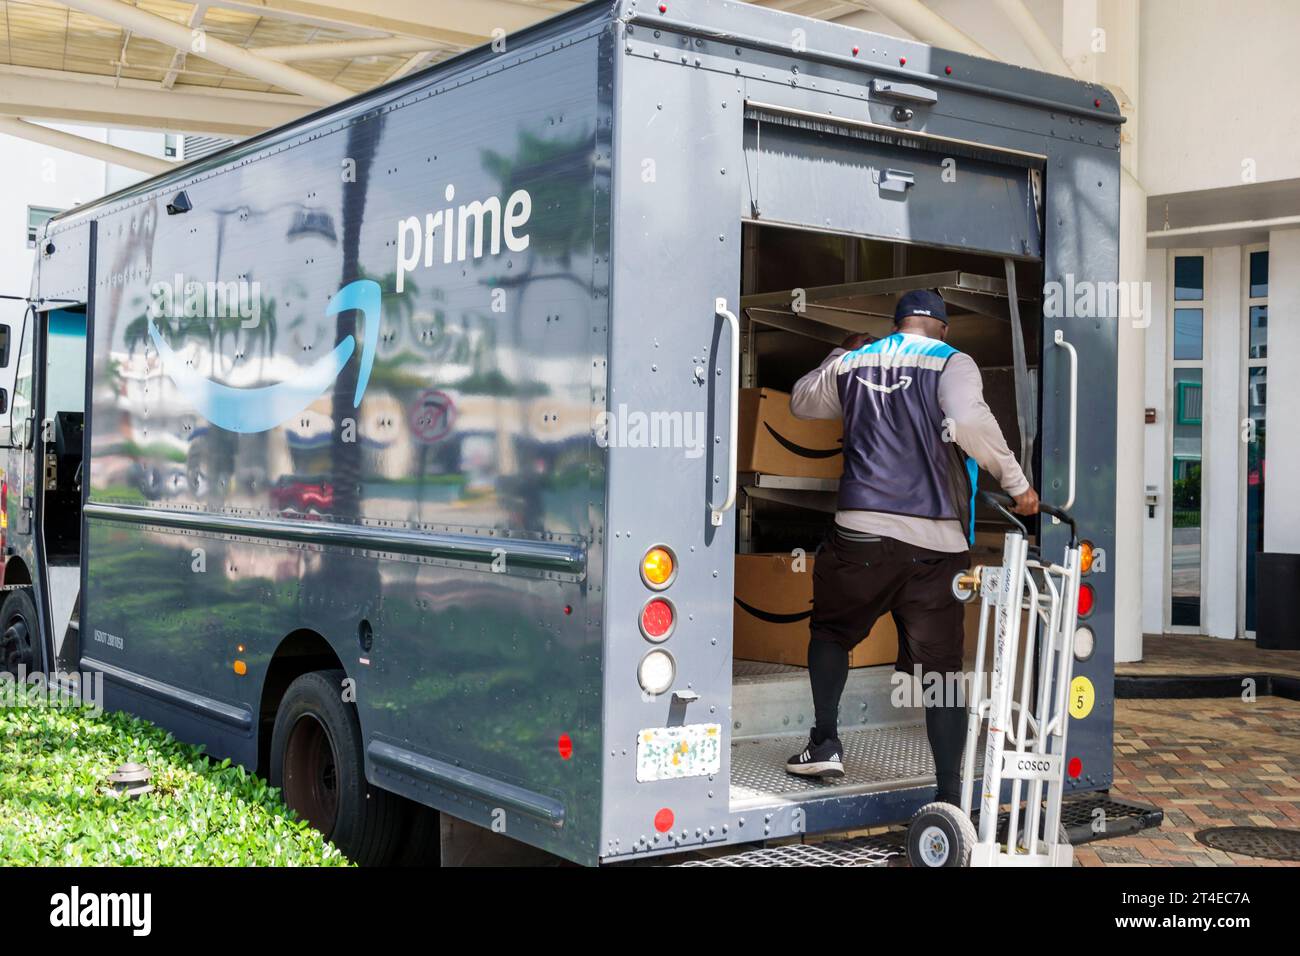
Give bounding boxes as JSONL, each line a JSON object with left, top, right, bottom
{"left": 1075, "top": 696, "right": 1300, "bottom": 867}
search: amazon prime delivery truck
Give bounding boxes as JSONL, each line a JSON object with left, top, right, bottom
{"left": 1, "top": 0, "right": 1122, "bottom": 865}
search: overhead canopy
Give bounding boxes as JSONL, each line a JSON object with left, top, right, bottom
{"left": 0, "top": 0, "right": 580, "bottom": 138}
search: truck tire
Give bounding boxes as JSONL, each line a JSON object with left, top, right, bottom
{"left": 0, "top": 588, "right": 42, "bottom": 675}
{"left": 269, "top": 669, "right": 406, "bottom": 865}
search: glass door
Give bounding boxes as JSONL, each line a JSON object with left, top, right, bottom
{"left": 1169, "top": 252, "right": 1205, "bottom": 630}
{"left": 1242, "top": 246, "right": 1268, "bottom": 635}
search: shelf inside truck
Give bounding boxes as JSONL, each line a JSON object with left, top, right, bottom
{"left": 741, "top": 269, "right": 1039, "bottom": 345}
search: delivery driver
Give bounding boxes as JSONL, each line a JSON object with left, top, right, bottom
{"left": 784, "top": 289, "right": 1038, "bottom": 803}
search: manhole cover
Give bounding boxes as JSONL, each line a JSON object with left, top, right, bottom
{"left": 1195, "top": 826, "right": 1300, "bottom": 861}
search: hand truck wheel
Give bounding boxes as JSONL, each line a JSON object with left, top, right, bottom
{"left": 906, "top": 802, "right": 978, "bottom": 868}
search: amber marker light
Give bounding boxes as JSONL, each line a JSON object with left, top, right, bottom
{"left": 641, "top": 545, "right": 677, "bottom": 590}
{"left": 1079, "top": 540, "right": 1096, "bottom": 575}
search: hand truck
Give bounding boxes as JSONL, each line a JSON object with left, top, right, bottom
{"left": 906, "top": 490, "right": 1084, "bottom": 868}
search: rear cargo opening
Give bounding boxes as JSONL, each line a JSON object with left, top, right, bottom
{"left": 728, "top": 222, "right": 1043, "bottom": 814}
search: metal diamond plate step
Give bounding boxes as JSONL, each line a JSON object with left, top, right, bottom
{"left": 671, "top": 795, "right": 1158, "bottom": 867}
{"left": 1062, "top": 795, "right": 1163, "bottom": 845}
{"left": 675, "top": 832, "right": 905, "bottom": 867}
{"left": 730, "top": 723, "right": 937, "bottom": 810}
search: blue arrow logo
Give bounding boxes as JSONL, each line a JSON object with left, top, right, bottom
{"left": 148, "top": 279, "right": 382, "bottom": 435}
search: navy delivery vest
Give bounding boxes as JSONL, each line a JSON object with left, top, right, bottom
{"left": 834, "top": 333, "right": 979, "bottom": 543}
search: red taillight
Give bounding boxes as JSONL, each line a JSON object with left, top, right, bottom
{"left": 1078, "top": 583, "right": 1095, "bottom": 619}
{"left": 1, "top": 477, "right": 7, "bottom": 552}
{"left": 640, "top": 598, "right": 675, "bottom": 642}
{"left": 1067, "top": 757, "right": 1083, "bottom": 779}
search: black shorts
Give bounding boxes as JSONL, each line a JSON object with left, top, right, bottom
{"left": 810, "top": 529, "right": 970, "bottom": 674}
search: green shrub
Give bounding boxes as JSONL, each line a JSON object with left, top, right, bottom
{"left": 0, "top": 700, "right": 349, "bottom": 866}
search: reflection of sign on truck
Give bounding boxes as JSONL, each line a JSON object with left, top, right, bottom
{"left": 1, "top": 0, "right": 1121, "bottom": 866}
{"left": 409, "top": 389, "right": 456, "bottom": 445}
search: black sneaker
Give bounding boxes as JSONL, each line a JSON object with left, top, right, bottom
{"left": 786, "top": 734, "right": 845, "bottom": 778}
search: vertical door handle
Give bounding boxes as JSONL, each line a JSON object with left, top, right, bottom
{"left": 712, "top": 298, "right": 740, "bottom": 527}
{"left": 1054, "top": 329, "right": 1078, "bottom": 511}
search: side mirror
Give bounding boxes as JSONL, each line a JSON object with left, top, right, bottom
{"left": 0, "top": 323, "right": 9, "bottom": 368}
{"left": 0, "top": 388, "right": 7, "bottom": 415}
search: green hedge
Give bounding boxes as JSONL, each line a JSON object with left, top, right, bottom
{"left": 0, "top": 700, "right": 349, "bottom": 866}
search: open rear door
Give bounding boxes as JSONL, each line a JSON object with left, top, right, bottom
{"left": 743, "top": 102, "right": 1044, "bottom": 258}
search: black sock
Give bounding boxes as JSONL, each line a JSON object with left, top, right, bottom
{"left": 808, "top": 639, "right": 849, "bottom": 744}
{"left": 925, "top": 702, "right": 968, "bottom": 804}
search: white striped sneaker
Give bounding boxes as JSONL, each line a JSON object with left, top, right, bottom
{"left": 785, "top": 735, "right": 845, "bottom": 778}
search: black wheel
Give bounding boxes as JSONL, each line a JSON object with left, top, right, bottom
{"left": 907, "top": 801, "right": 978, "bottom": 868}
{"left": 0, "top": 588, "right": 43, "bottom": 676}
{"left": 269, "top": 669, "right": 406, "bottom": 865}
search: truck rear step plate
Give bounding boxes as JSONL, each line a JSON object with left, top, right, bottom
{"left": 672, "top": 796, "right": 1161, "bottom": 866}
{"left": 676, "top": 832, "right": 905, "bottom": 867}
{"left": 730, "top": 723, "right": 936, "bottom": 810}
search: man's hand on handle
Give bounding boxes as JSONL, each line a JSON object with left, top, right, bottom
{"left": 840, "top": 332, "right": 877, "bottom": 351}
{"left": 1011, "top": 487, "right": 1040, "bottom": 516}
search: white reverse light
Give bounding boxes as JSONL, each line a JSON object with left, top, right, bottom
{"left": 1073, "top": 626, "right": 1095, "bottom": 662}
{"left": 638, "top": 649, "right": 676, "bottom": 696}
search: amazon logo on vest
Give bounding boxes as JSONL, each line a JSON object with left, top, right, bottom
{"left": 148, "top": 279, "right": 381, "bottom": 435}
{"left": 855, "top": 373, "right": 913, "bottom": 395}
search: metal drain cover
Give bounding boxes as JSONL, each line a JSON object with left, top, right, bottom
{"left": 1195, "top": 826, "right": 1300, "bottom": 861}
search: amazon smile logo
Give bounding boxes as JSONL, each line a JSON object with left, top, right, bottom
{"left": 856, "top": 374, "right": 912, "bottom": 394}
{"left": 147, "top": 279, "right": 381, "bottom": 435}
{"left": 762, "top": 423, "right": 841, "bottom": 460}
{"left": 734, "top": 597, "right": 813, "bottom": 625}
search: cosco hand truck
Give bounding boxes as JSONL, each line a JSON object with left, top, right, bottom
{"left": 907, "top": 491, "right": 1084, "bottom": 868}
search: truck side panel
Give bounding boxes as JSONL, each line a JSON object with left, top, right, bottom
{"left": 78, "top": 26, "right": 612, "bottom": 864}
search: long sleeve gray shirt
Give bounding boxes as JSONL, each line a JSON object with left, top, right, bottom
{"left": 790, "top": 344, "right": 1030, "bottom": 553}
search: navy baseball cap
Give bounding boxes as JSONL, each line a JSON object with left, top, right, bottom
{"left": 894, "top": 289, "right": 948, "bottom": 325}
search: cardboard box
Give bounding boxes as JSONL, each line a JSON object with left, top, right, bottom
{"left": 733, "top": 553, "right": 897, "bottom": 668}
{"left": 738, "top": 388, "right": 843, "bottom": 479}
{"left": 733, "top": 553, "right": 1012, "bottom": 670}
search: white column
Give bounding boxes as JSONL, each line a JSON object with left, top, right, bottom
{"left": 1141, "top": 250, "right": 1168, "bottom": 636}
{"left": 1089, "top": 0, "right": 1145, "bottom": 662}
{"left": 1203, "top": 246, "right": 1242, "bottom": 639}
{"left": 1264, "top": 228, "right": 1300, "bottom": 551}
{"left": 1114, "top": 168, "right": 1146, "bottom": 662}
